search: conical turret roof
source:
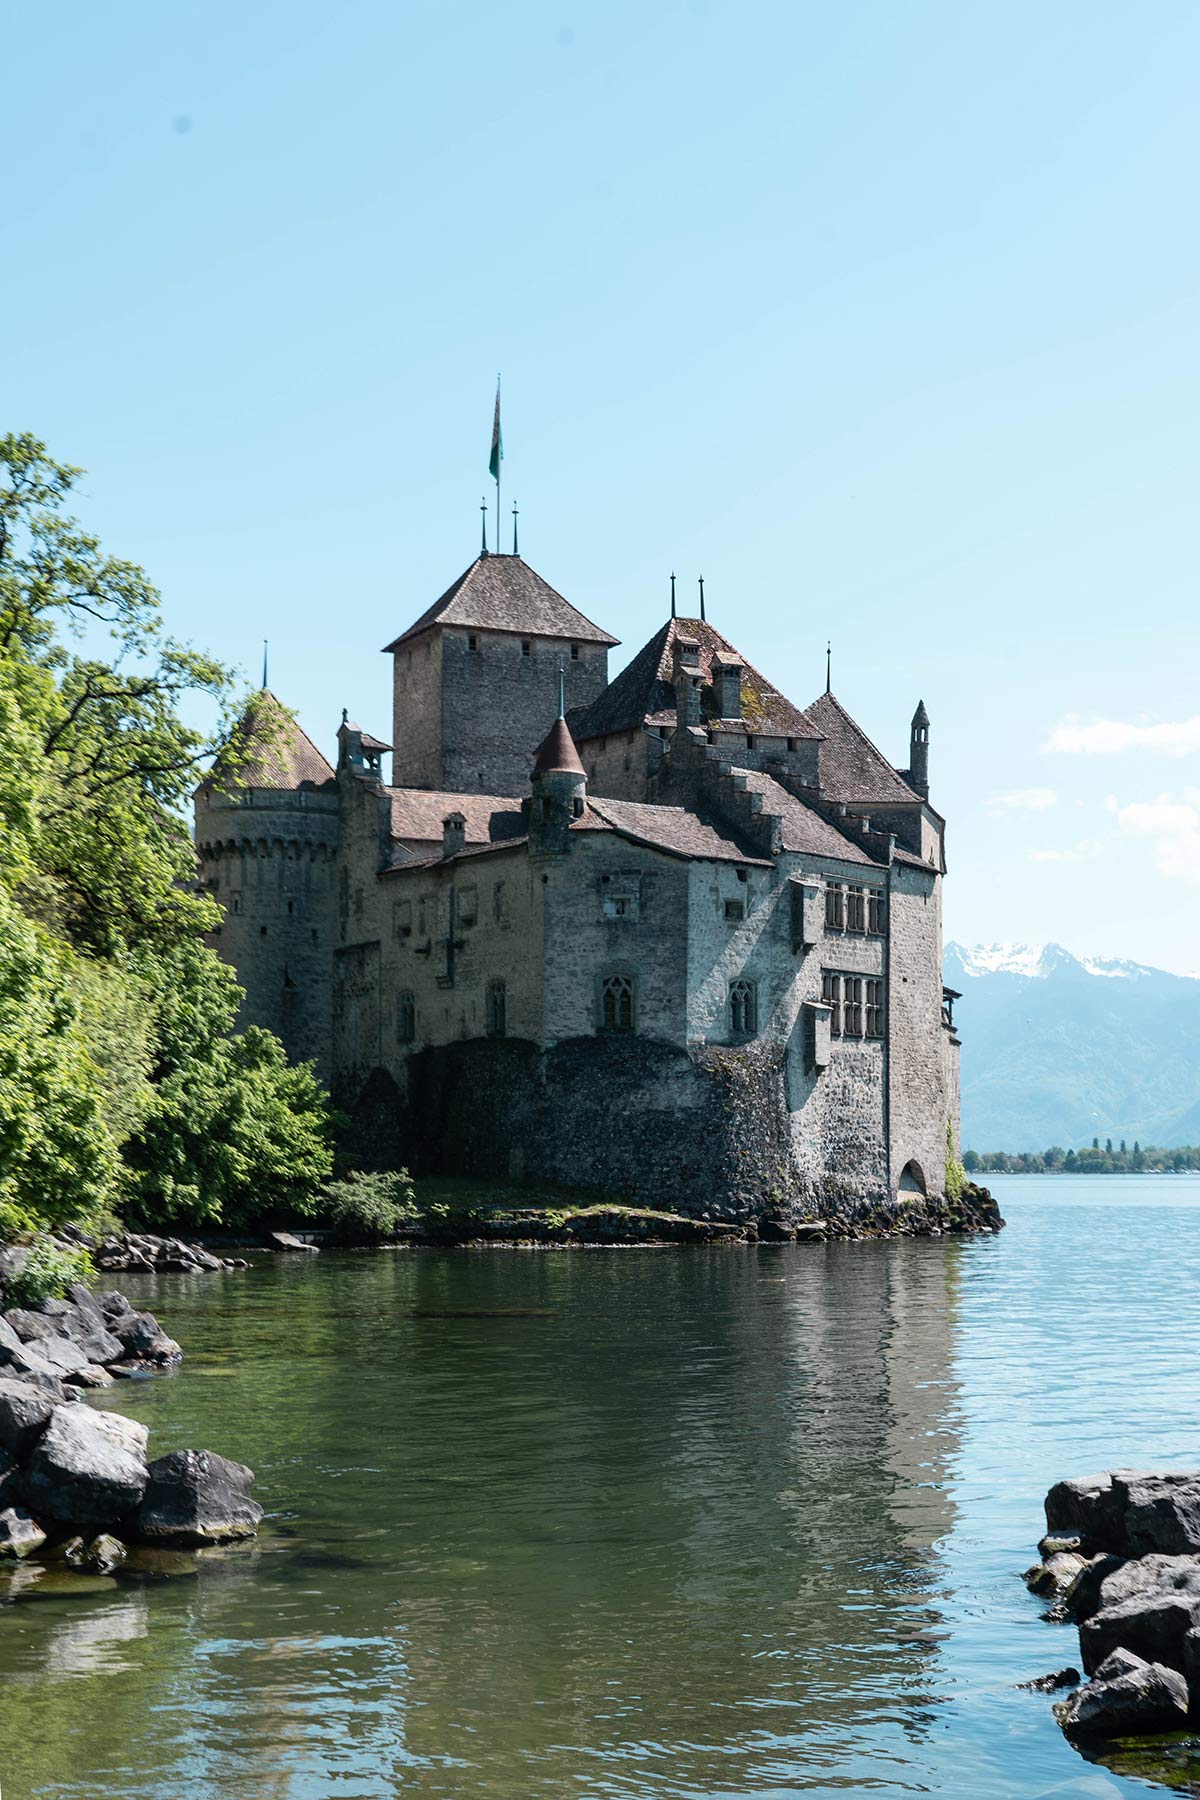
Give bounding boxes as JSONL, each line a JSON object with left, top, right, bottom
{"left": 532, "top": 714, "right": 585, "bottom": 777}
{"left": 202, "top": 690, "right": 335, "bottom": 794}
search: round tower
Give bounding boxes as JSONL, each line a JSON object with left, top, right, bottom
{"left": 194, "top": 690, "right": 340, "bottom": 1079}
{"left": 528, "top": 692, "right": 587, "bottom": 857}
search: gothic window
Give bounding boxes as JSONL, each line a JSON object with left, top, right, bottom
{"left": 866, "top": 978, "right": 884, "bottom": 1038}
{"left": 868, "top": 890, "right": 884, "bottom": 935}
{"left": 822, "top": 970, "right": 842, "bottom": 1037}
{"left": 729, "top": 979, "right": 757, "bottom": 1037}
{"left": 846, "top": 886, "right": 866, "bottom": 933}
{"left": 843, "top": 977, "right": 864, "bottom": 1037}
{"left": 486, "top": 980, "right": 507, "bottom": 1038}
{"left": 825, "top": 884, "right": 844, "bottom": 931}
{"left": 397, "top": 991, "right": 415, "bottom": 1044}
{"left": 724, "top": 898, "right": 745, "bottom": 922}
{"left": 600, "top": 973, "right": 636, "bottom": 1032}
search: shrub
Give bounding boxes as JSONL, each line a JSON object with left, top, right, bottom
{"left": 321, "top": 1169, "right": 416, "bottom": 1243}
{"left": 4, "top": 1235, "right": 95, "bottom": 1307}
{"left": 945, "top": 1120, "right": 965, "bottom": 1205}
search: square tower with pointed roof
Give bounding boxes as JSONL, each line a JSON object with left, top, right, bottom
{"left": 383, "top": 553, "right": 618, "bottom": 795}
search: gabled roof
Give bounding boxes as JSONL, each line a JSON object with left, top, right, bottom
{"left": 736, "top": 770, "right": 880, "bottom": 866}
{"left": 568, "top": 617, "right": 821, "bottom": 744}
{"left": 802, "top": 691, "right": 923, "bottom": 807}
{"left": 580, "top": 797, "right": 772, "bottom": 866}
{"left": 387, "top": 788, "right": 526, "bottom": 846}
{"left": 382, "top": 555, "right": 618, "bottom": 652}
{"left": 202, "top": 691, "right": 335, "bottom": 793}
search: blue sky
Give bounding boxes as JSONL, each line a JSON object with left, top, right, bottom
{"left": 8, "top": 1, "right": 1200, "bottom": 970}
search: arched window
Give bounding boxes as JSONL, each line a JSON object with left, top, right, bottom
{"left": 729, "top": 978, "right": 757, "bottom": 1037}
{"left": 397, "top": 991, "right": 415, "bottom": 1044}
{"left": 486, "top": 980, "right": 507, "bottom": 1038}
{"left": 600, "top": 973, "right": 636, "bottom": 1032}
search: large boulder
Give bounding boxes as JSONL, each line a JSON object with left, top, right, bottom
{"left": 1079, "top": 1588, "right": 1200, "bottom": 1675}
{"left": 67, "top": 1284, "right": 108, "bottom": 1331}
{"left": 0, "top": 1374, "right": 57, "bottom": 1455}
{"left": 132, "top": 1449, "right": 262, "bottom": 1545}
{"left": 1114, "top": 1472, "right": 1200, "bottom": 1556}
{"left": 25, "top": 1404, "right": 149, "bottom": 1527}
{"left": 1098, "top": 1552, "right": 1200, "bottom": 1612}
{"left": 4, "top": 1307, "right": 62, "bottom": 1343}
{"left": 77, "top": 1327, "right": 126, "bottom": 1366}
{"left": 1056, "top": 1648, "right": 1188, "bottom": 1736}
{"left": 1061, "top": 1553, "right": 1125, "bottom": 1623}
{"left": 1024, "top": 1551, "right": 1090, "bottom": 1598}
{"left": 0, "top": 1505, "right": 46, "bottom": 1560}
{"left": 1045, "top": 1473, "right": 1118, "bottom": 1544}
{"left": 0, "top": 1336, "right": 72, "bottom": 1393}
{"left": 268, "top": 1231, "right": 318, "bottom": 1254}
{"left": 0, "top": 1446, "right": 24, "bottom": 1507}
{"left": 109, "top": 1312, "right": 182, "bottom": 1364}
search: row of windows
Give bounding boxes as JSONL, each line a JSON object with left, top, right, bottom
{"left": 397, "top": 981, "right": 509, "bottom": 1043}
{"left": 825, "top": 884, "right": 884, "bottom": 936}
{"left": 395, "top": 974, "right": 761, "bottom": 1043}
{"left": 466, "top": 634, "right": 582, "bottom": 660}
{"left": 821, "top": 971, "right": 885, "bottom": 1039}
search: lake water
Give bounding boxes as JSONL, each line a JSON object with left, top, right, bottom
{"left": 3, "top": 1175, "right": 1200, "bottom": 1799}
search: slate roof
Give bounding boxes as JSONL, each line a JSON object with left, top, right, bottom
{"left": 568, "top": 617, "right": 821, "bottom": 744}
{"left": 382, "top": 555, "right": 618, "bottom": 651}
{"left": 532, "top": 716, "right": 586, "bottom": 776}
{"left": 387, "top": 788, "right": 526, "bottom": 846}
{"left": 385, "top": 836, "right": 531, "bottom": 873}
{"left": 802, "top": 691, "right": 923, "bottom": 806}
{"left": 202, "top": 691, "right": 335, "bottom": 793}
{"left": 580, "top": 797, "right": 772, "bottom": 866}
{"left": 737, "top": 770, "right": 880, "bottom": 866}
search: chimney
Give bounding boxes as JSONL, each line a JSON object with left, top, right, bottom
{"left": 673, "top": 634, "right": 703, "bottom": 731}
{"left": 442, "top": 812, "right": 466, "bottom": 857}
{"left": 712, "top": 651, "right": 743, "bottom": 720}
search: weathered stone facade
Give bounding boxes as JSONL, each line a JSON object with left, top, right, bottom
{"left": 197, "top": 548, "right": 962, "bottom": 1225}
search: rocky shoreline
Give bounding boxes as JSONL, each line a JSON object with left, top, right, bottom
{"left": 1023, "top": 1468, "right": 1200, "bottom": 1741}
{"left": 0, "top": 1250, "right": 262, "bottom": 1595}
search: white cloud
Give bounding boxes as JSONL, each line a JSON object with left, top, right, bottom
{"left": 1114, "top": 790, "right": 1200, "bottom": 885}
{"left": 988, "top": 787, "right": 1057, "bottom": 813}
{"left": 1027, "top": 841, "right": 1102, "bottom": 864}
{"left": 1045, "top": 716, "right": 1200, "bottom": 756}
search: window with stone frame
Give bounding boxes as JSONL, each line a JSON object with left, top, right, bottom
{"left": 728, "top": 978, "right": 757, "bottom": 1038}
{"left": 846, "top": 886, "right": 866, "bottom": 933}
{"left": 393, "top": 899, "right": 412, "bottom": 940}
{"left": 865, "top": 978, "right": 884, "bottom": 1038}
{"left": 396, "top": 991, "right": 415, "bottom": 1043}
{"left": 821, "top": 970, "right": 842, "bottom": 1036}
{"left": 600, "top": 972, "right": 636, "bottom": 1032}
{"left": 724, "top": 898, "right": 745, "bottom": 922}
{"left": 486, "top": 979, "right": 507, "bottom": 1038}
{"left": 825, "top": 884, "right": 844, "bottom": 931}
{"left": 843, "top": 976, "right": 864, "bottom": 1037}
{"left": 867, "top": 889, "right": 884, "bottom": 935}
{"left": 459, "top": 885, "right": 478, "bottom": 927}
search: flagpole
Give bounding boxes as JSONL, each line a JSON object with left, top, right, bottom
{"left": 495, "top": 374, "right": 501, "bottom": 555}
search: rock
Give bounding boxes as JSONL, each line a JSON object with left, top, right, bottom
{"left": 1092, "top": 1646, "right": 1149, "bottom": 1682}
{"left": 33, "top": 1334, "right": 103, "bottom": 1378}
{"left": 1045, "top": 1472, "right": 1126, "bottom": 1550}
{"left": 1025, "top": 1552, "right": 1089, "bottom": 1597}
{"left": 0, "top": 1506, "right": 47, "bottom": 1558}
{"left": 4, "top": 1307, "right": 61, "bottom": 1343}
{"left": 0, "top": 1446, "right": 24, "bottom": 1507}
{"left": 1056, "top": 1652, "right": 1188, "bottom": 1736}
{"left": 794, "top": 1222, "right": 828, "bottom": 1242}
{"left": 1039, "top": 1533, "right": 1084, "bottom": 1557}
{"left": 1060, "top": 1554, "right": 1125, "bottom": 1622}
{"left": 0, "top": 1339, "right": 70, "bottom": 1394}
{"left": 1097, "top": 1552, "right": 1200, "bottom": 1612}
{"left": 0, "top": 1313, "right": 25, "bottom": 1357}
{"left": 70, "top": 1364, "right": 116, "bottom": 1389}
{"left": 77, "top": 1328, "right": 126, "bottom": 1366}
{"left": 0, "top": 1374, "right": 57, "bottom": 1455}
{"left": 268, "top": 1231, "right": 318, "bottom": 1253}
{"left": 110, "top": 1311, "right": 182, "bottom": 1364}
{"left": 1079, "top": 1588, "right": 1200, "bottom": 1675}
{"left": 1017, "top": 1667, "right": 1080, "bottom": 1692}
{"left": 67, "top": 1284, "right": 108, "bottom": 1330}
{"left": 96, "top": 1291, "right": 132, "bottom": 1320}
{"left": 0, "top": 1245, "right": 31, "bottom": 1297}
{"left": 120, "top": 1545, "right": 199, "bottom": 1580}
{"left": 25, "top": 1403, "right": 149, "bottom": 1528}
{"left": 132, "top": 1449, "right": 263, "bottom": 1545}
{"left": 1115, "top": 1471, "right": 1200, "bottom": 1556}
{"left": 66, "top": 1533, "right": 127, "bottom": 1576}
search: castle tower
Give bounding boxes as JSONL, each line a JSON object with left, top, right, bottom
{"left": 382, "top": 553, "right": 618, "bottom": 796}
{"left": 194, "top": 690, "right": 339, "bottom": 1079}
{"left": 528, "top": 688, "right": 587, "bottom": 856}
{"left": 909, "top": 700, "right": 930, "bottom": 798}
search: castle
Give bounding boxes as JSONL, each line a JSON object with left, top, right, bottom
{"left": 195, "top": 543, "right": 961, "bottom": 1228}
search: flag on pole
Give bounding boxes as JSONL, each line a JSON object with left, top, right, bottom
{"left": 489, "top": 379, "right": 503, "bottom": 481}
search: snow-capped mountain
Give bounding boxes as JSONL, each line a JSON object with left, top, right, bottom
{"left": 945, "top": 943, "right": 1200, "bottom": 1152}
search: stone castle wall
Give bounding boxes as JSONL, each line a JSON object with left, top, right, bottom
{"left": 886, "top": 861, "right": 952, "bottom": 1196}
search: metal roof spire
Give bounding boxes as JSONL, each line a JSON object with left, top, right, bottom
{"left": 558, "top": 663, "right": 565, "bottom": 720}
{"left": 512, "top": 502, "right": 519, "bottom": 557}
{"left": 480, "top": 496, "right": 488, "bottom": 557}
{"left": 826, "top": 640, "right": 832, "bottom": 694}
{"left": 670, "top": 572, "right": 676, "bottom": 618}
{"left": 262, "top": 639, "right": 269, "bottom": 691}
{"left": 698, "top": 575, "right": 706, "bottom": 623}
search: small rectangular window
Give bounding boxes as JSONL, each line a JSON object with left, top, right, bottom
{"left": 746, "top": 734, "right": 756, "bottom": 750}
{"left": 570, "top": 644, "right": 579, "bottom": 660}
{"left": 844, "top": 977, "right": 863, "bottom": 1037}
{"left": 459, "top": 885, "right": 478, "bottom": 926}
{"left": 868, "top": 890, "right": 884, "bottom": 935}
{"left": 787, "top": 738, "right": 798, "bottom": 753}
{"left": 825, "top": 885, "right": 844, "bottom": 931}
{"left": 521, "top": 640, "right": 531, "bottom": 656}
{"left": 866, "top": 978, "right": 884, "bottom": 1038}
{"left": 468, "top": 634, "right": 478, "bottom": 651}
{"left": 724, "top": 898, "right": 745, "bottom": 922}
{"left": 846, "top": 886, "right": 866, "bottom": 933}
{"left": 822, "top": 970, "right": 842, "bottom": 1037}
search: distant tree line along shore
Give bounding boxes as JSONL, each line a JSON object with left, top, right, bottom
{"left": 964, "top": 1141, "right": 1200, "bottom": 1174}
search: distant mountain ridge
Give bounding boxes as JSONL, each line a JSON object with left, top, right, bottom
{"left": 945, "top": 942, "right": 1200, "bottom": 1152}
